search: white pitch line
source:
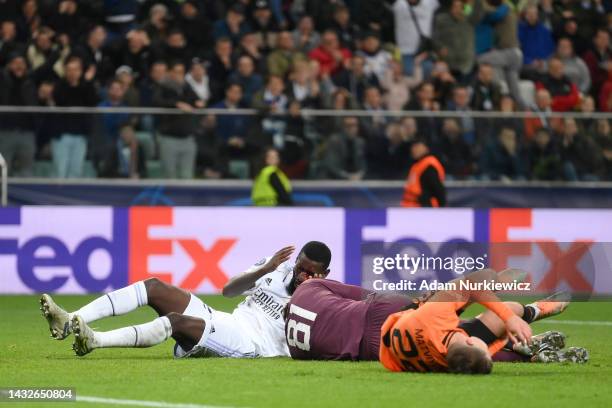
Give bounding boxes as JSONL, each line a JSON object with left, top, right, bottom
{"left": 77, "top": 396, "right": 246, "bottom": 408}
{"left": 538, "top": 319, "right": 612, "bottom": 326}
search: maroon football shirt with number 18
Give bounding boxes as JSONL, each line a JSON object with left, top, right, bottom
{"left": 285, "top": 279, "right": 412, "bottom": 361}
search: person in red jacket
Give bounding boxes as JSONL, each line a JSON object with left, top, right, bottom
{"left": 401, "top": 140, "right": 446, "bottom": 207}
{"left": 535, "top": 57, "right": 579, "bottom": 112}
{"left": 308, "top": 30, "right": 352, "bottom": 77}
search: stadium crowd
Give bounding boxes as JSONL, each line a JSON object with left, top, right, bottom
{"left": 0, "top": 0, "right": 611, "bottom": 180}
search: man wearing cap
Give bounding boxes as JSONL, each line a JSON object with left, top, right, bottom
{"left": 0, "top": 53, "right": 38, "bottom": 176}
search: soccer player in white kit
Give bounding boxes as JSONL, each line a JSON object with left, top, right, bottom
{"left": 40, "top": 242, "right": 331, "bottom": 358}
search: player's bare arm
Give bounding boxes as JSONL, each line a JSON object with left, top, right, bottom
{"left": 429, "top": 268, "right": 532, "bottom": 345}
{"left": 222, "top": 245, "right": 295, "bottom": 297}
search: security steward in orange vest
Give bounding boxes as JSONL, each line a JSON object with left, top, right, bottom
{"left": 401, "top": 141, "right": 446, "bottom": 207}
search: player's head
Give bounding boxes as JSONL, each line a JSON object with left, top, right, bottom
{"left": 290, "top": 241, "right": 331, "bottom": 292}
{"left": 447, "top": 336, "right": 493, "bottom": 375}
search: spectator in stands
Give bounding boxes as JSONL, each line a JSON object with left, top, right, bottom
{"left": 432, "top": 0, "right": 483, "bottom": 81}
{"left": 357, "top": 0, "right": 395, "bottom": 43}
{"left": 73, "top": 25, "right": 113, "bottom": 86}
{"left": 208, "top": 37, "right": 236, "bottom": 103}
{"left": 153, "top": 61, "right": 202, "bottom": 179}
{"left": 477, "top": 0, "right": 524, "bottom": 108}
{"left": 471, "top": 63, "right": 502, "bottom": 111}
{"left": 0, "top": 53, "right": 37, "bottom": 176}
{"left": 447, "top": 85, "right": 476, "bottom": 145}
{"left": 479, "top": 127, "right": 526, "bottom": 181}
{"left": 430, "top": 60, "right": 456, "bottom": 106}
{"left": 286, "top": 61, "right": 322, "bottom": 108}
{"left": 593, "top": 119, "right": 612, "bottom": 179}
{"left": 267, "top": 30, "right": 307, "bottom": 78}
{"left": 250, "top": 0, "right": 279, "bottom": 54}
{"left": 553, "top": 14, "right": 588, "bottom": 57}
{"left": 139, "top": 60, "right": 166, "bottom": 106}
{"left": 401, "top": 140, "right": 446, "bottom": 207}
{"left": 330, "top": 4, "right": 360, "bottom": 51}
{"left": 209, "top": 83, "right": 252, "bottom": 159}
{"left": 392, "top": 0, "right": 438, "bottom": 76}
{"left": 52, "top": 56, "right": 98, "bottom": 178}
{"left": 252, "top": 75, "right": 289, "bottom": 143}
{"left": 559, "top": 0, "right": 606, "bottom": 47}
{"left": 495, "top": 94, "right": 525, "bottom": 138}
{"left": 98, "top": 78, "right": 129, "bottom": 144}
{"left": 309, "top": 30, "right": 352, "bottom": 77}
{"left": 18, "top": 0, "right": 41, "bottom": 40}
{"left": 292, "top": 15, "right": 320, "bottom": 54}
{"left": 381, "top": 58, "right": 423, "bottom": 111}
{"left": 99, "top": 123, "right": 147, "bottom": 179}
{"left": 555, "top": 37, "right": 591, "bottom": 94}
{"left": 154, "top": 29, "right": 192, "bottom": 67}
{"left": 582, "top": 28, "right": 611, "bottom": 99}
{"left": 527, "top": 127, "right": 562, "bottom": 181}
{"left": 47, "top": 0, "right": 89, "bottom": 44}
{"left": 405, "top": 81, "right": 439, "bottom": 146}
{"left": 599, "top": 67, "right": 612, "bottom": 112}
{"left": 27, "top": 26, "right": 69, "bottom": 83}
{"left": 251, "top": 147, "right": 293, "bottom": 206}
{"left": 143, "top": 3, "right": 170, "bottom": 44}
{"left": 0, "top": 20, "right": 23, "bottom": 67}
{"left": 320, "top": 116, "right": 366, "bottom": 180}
{"left": 518, "top": 4, "right": 555, "bottom": 72}
{"left": 228, "top": 55, "right": 262, "bottom": 106}
{"left": 357, "top": 31, "right": 392, "bottom": 84}
{"left": 185, "top": 58, "right": 210, "bottom": 107}
{"left": 332, "top": 55, "right": 379, "bottom": 104}
{"left": 238, "top": 31, "right": 265, "bottom": 73}
{"left": 437, "top": 118, "right": 473, "bottom": 179}
{"left": 102, "top": 0, "right": 137, "bottom": 42}
{"left": 116, "top": 29, "right": 150, "bottom": 81}
{"left": 213, "top": 3, "right": 250, "bottom": 47}
{"left": 560, "top": 117, "right": 605, "bottom": 181}
{"left": 360, "top": 86, "right": 389, "bottom": 136}
{"left": 535, "top": 57, "right": 579, "bottom": 112}
{"left": 524, "top": 89, "right": 558, "bottom": 140}
{"left": 178, "top": 0, "right": 213, "bottom": 56}
{"left": 366, "top": 121, "right": 412, "bottom": 179}
{"left": 115, "top": 65, "right": 139, "bottom": 107}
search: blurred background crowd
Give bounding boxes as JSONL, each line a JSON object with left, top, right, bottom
{"left": 0, "top": 0, "right": 611, "bottom": 181}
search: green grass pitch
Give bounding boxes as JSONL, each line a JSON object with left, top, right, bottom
{"left": 1, "top": 295, "right": 611, "bottom": 408}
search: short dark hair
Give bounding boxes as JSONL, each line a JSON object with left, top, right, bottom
{"left": 447, "top": 344, "right": 492, "bottom": 375}
{"left": 300, "top": 241, "right": 331, "bottom": 269}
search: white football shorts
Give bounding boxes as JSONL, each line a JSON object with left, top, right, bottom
{"left": 173, "top": 294, "right": 259, "bottom": 359}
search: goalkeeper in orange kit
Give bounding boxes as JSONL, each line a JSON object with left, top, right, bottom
{"left": 379, "top": 268, "right": 587, "bottom": 374}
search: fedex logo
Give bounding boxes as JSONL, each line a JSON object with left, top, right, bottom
{"left": 488, "top": 209, "right": 600, "bottom": 293}
{"left": 0, "top": 207, "right": 235, "bottom": 293}
{"left": 129, "top": 207, "right": 235, "bottom": 291}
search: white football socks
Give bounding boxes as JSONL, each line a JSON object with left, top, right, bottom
{"left": 93, "top": 316, "right": 172, "bottom": 348}
{"left": 71, "top": 281, "right": 148, "bottom": 323}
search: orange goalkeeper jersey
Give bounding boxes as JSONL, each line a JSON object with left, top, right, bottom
{"left": 379, "top": 301, "right": 508, "bottom": 373}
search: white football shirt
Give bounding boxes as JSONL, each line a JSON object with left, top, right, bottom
{"left": 232, "top": 257, "right": 293, "bottom": 357}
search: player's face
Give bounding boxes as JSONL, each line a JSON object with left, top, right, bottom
{"left": 466, "top": 336, "right": 490, "bottom": 356}
{"left": 292, "top": 253, "right": 327, "bottom": 287}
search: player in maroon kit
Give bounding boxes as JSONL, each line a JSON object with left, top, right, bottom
{"left": 284, "top": 274, "right": 573, "bottom": 362}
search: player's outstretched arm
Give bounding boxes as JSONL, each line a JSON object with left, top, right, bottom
{"left": 222, "top": 246, "right": 295, "bottom": 297}
{"left": 430, "top": 268, "right": 532, "bottom": 344}
{"left": 462, "top": 268, "right": 532, "bottom": 344}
